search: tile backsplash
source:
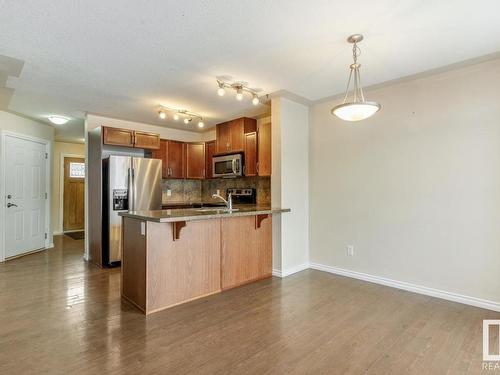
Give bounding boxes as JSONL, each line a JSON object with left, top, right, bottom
{"left": 202, "top": 177, "right": 270, "bottom": 205}
{"left": 161, "top": 179, "right": 201, "bottom": 204}
{"left": 161, "top": 177, "right": 271, "bottom": 206}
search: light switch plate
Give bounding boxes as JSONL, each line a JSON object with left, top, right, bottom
{"left": 166, "top": 189, "right": 172, "bottom": 197}
{"left": 140, "top": 222, "right": 145, "bottom": 236}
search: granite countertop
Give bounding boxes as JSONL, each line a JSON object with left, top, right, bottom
{"left": 118, "top": 206, "right": 290, "bottom": 223}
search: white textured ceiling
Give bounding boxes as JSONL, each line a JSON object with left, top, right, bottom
{"left": 1, "top": 0, "right": 500, "bottom": 141}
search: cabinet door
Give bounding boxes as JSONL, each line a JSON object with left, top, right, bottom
{"left": 167, "top": 140, "right": 185, "bottom": 178}
{"left": 229, "top": 118, "right": 244, "bottom": 152}
{"left": 244, "top": 132, "right": 257, "bottom": 176}
{"left": 134, "top": 131, "right": 160, "bottom": 150}
{"left": 221, "top": 215, "right": 272, "bottom": 290}
{"left": 151, "top": 140, "right": 169, "bottom": 178}
{"left": 186, "top": 143, "right": 205, "bottom": 179}
{"left": 102, "top": 127, "right": 134, "bottom": 147}
{"left": 216, "top": 122, "right": 231, "bottom": 153}
{"left": 205, "top": 141, "right": 216, "bottom": 179}
{"left": 257, "top": 122, "right": 271, "bottom": 176}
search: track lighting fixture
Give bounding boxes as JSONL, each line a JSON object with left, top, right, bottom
{"left": 157, "top": 106, "right": 205, "bottom": 128}
{"left": 252, "top": 94, "right": 259, "bottom": 106}
{"left": 217, "top": 81, "right": 226, "bottom": 96}
{"left": 216, "top": 79, "right": 264, "bottom": 105}
{"left": 235, "top": 87, "right": 244, "bottom": 101}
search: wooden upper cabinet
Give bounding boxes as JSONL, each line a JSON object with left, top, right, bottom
{"left": 103, "top": 127, "right": 134, "bottom": 147}
{"left": 152, "top": 140, "right": 169, "bottom": 178}
{"left": 229, "top": 118, "right": 245, "bottom": 152}
{"left": 167, "top": 140, "right": 185, "bottom": 179}
{"left": 134, "top": 131, "right": 160, "bottom": 150}
{"left": 215, "top": 117, "right": 257, "bottom": 154}
{"left": 185, "top": 143, "right": 206, "bottom": 179}
{"left": 216, "top": 122, "right": 231, "bottom": 153}
{"left": 205, "top": 141, "right": 216, "bottom": 179}
{"left": 244, "top": 132, "right": 257, "bottom": 176}
{"left": 257, "top": 122, "right": 271, "bottom": 176}
{"left": 102, "top": 126, "right": 160, "bottom": 149}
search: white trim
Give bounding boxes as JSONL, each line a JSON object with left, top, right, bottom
{"left": 272, "top": 269, "right": 282, "bottom": 277}
{"left": 273, "top": 263, "right": 310, "bottom": 278}
{"left": 0, "top": 131, "right": 52, "bottom": 262}
{"left": 59, "top": 153, "right": 85, "bottom": 234}
{"left": 46, "top": 242, "right": 54, "bottom": 249}
{"left": 309, "top": 263, "right": 500, "bottom": 313}
{"left": 53, "top": 231, "right": 63, "bottom": 236}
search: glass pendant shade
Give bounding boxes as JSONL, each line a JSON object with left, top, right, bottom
{"left": 331, "top": 34, "right": 380, "bottom": 122}
{"left": 332, "top": 101, "right": 380, "bottom": 121}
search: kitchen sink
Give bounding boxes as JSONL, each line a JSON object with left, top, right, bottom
{"left": 196, "top": 208, "right": 240, "bottom": 213}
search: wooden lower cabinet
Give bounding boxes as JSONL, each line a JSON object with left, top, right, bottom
{"left": 221, "top": 215, "right": 272, "bottom": 290}
{"left": 122, "top": 215, "right": 273, "bottom": 314}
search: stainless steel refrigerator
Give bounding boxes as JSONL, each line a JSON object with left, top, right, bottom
{"left": 103, "top": 156, "right": 162, "bottom": 266}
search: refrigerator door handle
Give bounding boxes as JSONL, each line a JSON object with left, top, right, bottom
{"left": 128, "top": 167, "right": 134, "bottom": 211}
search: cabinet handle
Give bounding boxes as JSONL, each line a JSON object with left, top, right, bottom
{"left": 243, "top": 165, "right": 246, "bottom": 175}
{"left": 256, "top": 162, "right": 259, "bottom": 174}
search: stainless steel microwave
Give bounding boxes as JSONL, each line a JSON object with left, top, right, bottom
{"left": 212, "top": 153, "right": 243, "bottom": 178}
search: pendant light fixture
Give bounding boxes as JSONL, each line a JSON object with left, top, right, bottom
{"left": 331, "top": 34, "right": 380, "bottom": 122}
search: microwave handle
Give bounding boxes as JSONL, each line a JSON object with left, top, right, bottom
{"left": 231, "top": 159, "right": 237, "bottom": 174}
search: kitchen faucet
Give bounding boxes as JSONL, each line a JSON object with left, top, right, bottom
{"left": 212, "top": 193, "right": 233, "bottom": 210}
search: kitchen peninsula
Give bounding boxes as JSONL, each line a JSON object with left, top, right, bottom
{"left": 119, "top": 207, "right": 289, "bottom": 314}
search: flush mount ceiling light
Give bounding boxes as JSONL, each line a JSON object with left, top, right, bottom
{"left": 215, "top": 79, "right": 264, "bottom": 106}
{"left": 48, "top": 115, "right": 70, "bottom": 125}
{"left": 157, "top": 106, "right": 205, "bottom": 128}
{"left": 331, "top": 34, "right": 381, "bottom": 122}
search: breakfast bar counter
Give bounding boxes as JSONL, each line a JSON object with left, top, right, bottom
{"left": 118, "top": 207, "right": 289, "bottom": 314}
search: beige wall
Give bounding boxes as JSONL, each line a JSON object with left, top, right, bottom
{"left": 309, "top": 58, "right": 500, "bottom": 305}
{"left": 0, "top": 111, "right": 54, "bottom": 140}
{"left": 52, "top": 141, "right": 85, "bottom": 234}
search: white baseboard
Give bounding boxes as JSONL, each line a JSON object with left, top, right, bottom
{"left": 309, "top": 262, "right": 500, "bottom": 313}
{"left": 272, "top": 263, "right": 310, "bottom": 278}
{"left": 45, "top": 243, "right": 54, "bottom": 249}
{"left": 53, "top": 231, "right": 63, "bottom": 236}
{"left": 272, "top": 269, "right": 282, "bottom": 277}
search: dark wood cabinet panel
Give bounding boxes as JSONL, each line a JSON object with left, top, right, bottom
{"left": 257, "top": 122, "right": 271, "bottom": 176}
{"left": 205, "top": 141, "right": 216, "bottom": 179}
{"left": 215, "top": 117, "right": 257, "bottom": 154}
{"left": 134, "top": 131, "right": 160, "bottom": 150}
{"left": 167, "top": 140, "right": 185, "bottom": 179}
{"left": 152, "top": 140, "right": 169, "bottom": 178}
{"left": 102, "top": 127, "right": 134, "bottom": 147}
{"left": 186, "top": 142, "right": 205, "bottom": 179}
{"left": 229, "top": 118, "right": 245, "bottom": 152}
{"left": 244, "top": 132, "right": 257, "bottom": 176}
{"left": 216, "top": 122, "right": 231, "bottom": 153}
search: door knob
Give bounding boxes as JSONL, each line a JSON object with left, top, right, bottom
{"left": 7, "top": 203, "right": 17, "bottom": 208}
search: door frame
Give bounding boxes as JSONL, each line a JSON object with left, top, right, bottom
{"left": 59, "top": 153, "right": 85, "bottom": 234}
{"left": 0, "top": 130, "right": 52, "bottom": 262}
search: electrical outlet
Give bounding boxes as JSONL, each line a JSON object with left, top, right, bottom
{"left": 166, "top": 189, "right": 172, "bottom": 197}
{"left": 216, "top": 189, "right": 220, "bottom": 195}
{"left": 347, "top": 245, "right": 354, "bottom": 256}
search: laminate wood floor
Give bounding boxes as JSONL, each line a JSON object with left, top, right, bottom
{"left": 0, "top": 235, "right": 497, "bottom": 374}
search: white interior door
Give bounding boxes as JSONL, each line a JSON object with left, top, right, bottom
{"left": 5, "top": 135, "right": 47, "bottom": 258}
